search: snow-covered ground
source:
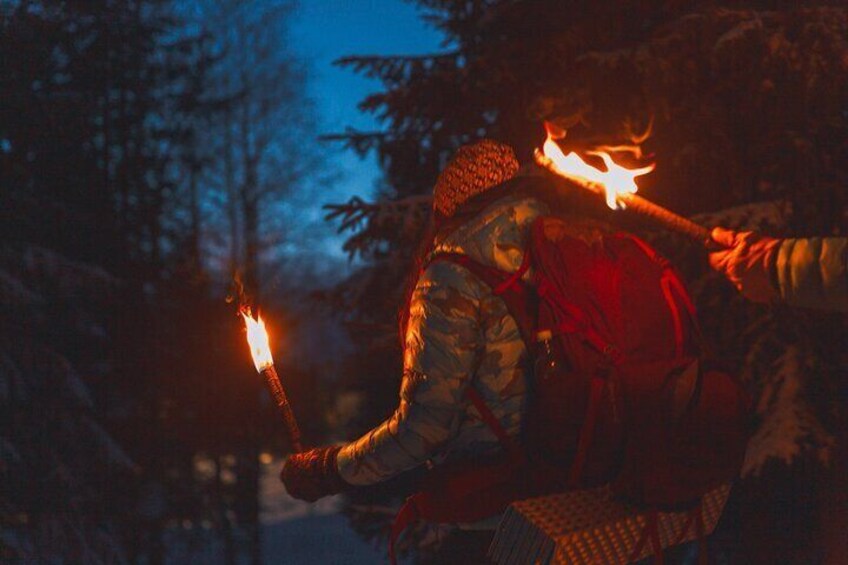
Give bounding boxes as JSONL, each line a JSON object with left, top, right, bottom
{"left": 260, "top": 457, "right": 385, "bottom": 565}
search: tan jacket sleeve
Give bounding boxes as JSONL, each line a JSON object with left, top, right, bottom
{"left": 336, "top": 261, "right": 484, "bottom": 485}
{"left": 774, "top": 237, "right": 848, "bottom": 312}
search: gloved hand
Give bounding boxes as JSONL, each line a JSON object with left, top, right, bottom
{"left": 708, "top": 227, "right": 781, "bottom": 303}
{"left": 280, "top": 445, "right": 348, "bottom": 502}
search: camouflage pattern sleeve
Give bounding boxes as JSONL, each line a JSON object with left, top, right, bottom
{"left": 336, "top": 261, "right": 485, "bottom": 485}
{"left": 774, "top": 237, "right": 848, "bottom": 312}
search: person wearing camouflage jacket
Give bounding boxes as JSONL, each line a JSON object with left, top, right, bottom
{"left": 335, "top": 189, "right": 546, "bottom": 486}
{"left": 280, "top": 141, "right": 547, "bottom": 520}
{"left": 709, "top": 228, "right": 848, "bottom": 312}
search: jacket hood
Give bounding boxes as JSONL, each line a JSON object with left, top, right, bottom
{"left": 434, "top": 193, "right": 548, "bottom": 273}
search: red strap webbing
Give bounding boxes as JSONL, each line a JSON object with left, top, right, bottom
{"left": 629, "top": 509, "right": 665, "bottom": 565}
{"left": 388, "top": 387, "right": 525, "bottom": 565}
{"left": 664, "top": 267, "right": 703, "bottom": 343}
{"left": 660, "top": 275, "right": 685, "bottom": 358}
{"left": 425, "top": 250, "right": 529, "bottom": 296}
{"left": 464, "top": 387, "right": 526, "bottom": 465}
{"left": 426, "top": 251, "right": 537, "bottom": 352}
{"left": 623, "top": 233, "right": 665, "bottom": 265}
{"left": 624, "top": 233, "right": 703, "bottom": 357}
{"left": 666, "top": 269, "right": 698, "bottom": 321}
{"left": 389, "top": 496, "right": 420, "bottom": 565}
{"left": 568, "top": 376, "right": 606, "bottom": 488}
{"left": 493, "top": 248, "right": 532, "bottom": 295}
{"left": 537, "top": 278, "right": 622, "bottom": 363}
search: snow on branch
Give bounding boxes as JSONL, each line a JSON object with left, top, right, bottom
{"left": 693, "top": 199, "right": 791, "bottom": 233}
{"left": 742, "top": 345, "right": 834, "bottom": 476}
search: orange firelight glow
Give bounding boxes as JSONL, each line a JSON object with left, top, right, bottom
{"left": 541, "top": 123, "right": 655, "bottom": 210}
{"left": 241, "top": 309, "right": 274, "bottom": 372}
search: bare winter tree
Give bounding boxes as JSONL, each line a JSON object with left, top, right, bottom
{"left": 178, "top": 2, "right": 319, "bottom": 563}
{"left": 194, "top": 0, "right": 315, "bottom": 291}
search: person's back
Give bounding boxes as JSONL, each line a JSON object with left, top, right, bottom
{"left": 336, "top": 187, "right": 548, "bottom": 486}
{"left": 279, "top": 141, "right": 547, "bottom": 563}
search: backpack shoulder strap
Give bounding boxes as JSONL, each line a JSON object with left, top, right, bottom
{"left": 425, "top": 251, "right": 534, "bottom": 458}
{"left": 389, "top": 253, "right": 535, "bottom": 565}
{"left": 425, "top": 251, "right": 537, "bottom": 351}
{"left": 619, "top": 233, "right": 704, "bottom": 357}
{"left": 463, "top": 386, "right": 526, "bottom": 463}
{"left": 425, "top": 250, "right": 531, "bottom": 293}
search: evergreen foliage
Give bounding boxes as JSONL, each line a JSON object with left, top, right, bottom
{"left": 1, "top": 1, "right": 317, "bottom": 562}
{"left": 0, "top": 244, "right": 131, "bottom": 562}
{"left": 327, "top": 1, "right": 847, "bottom": 561}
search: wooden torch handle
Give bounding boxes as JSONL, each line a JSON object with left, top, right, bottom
{"left": 260, "top": 365, "right": 304, "bottom": 453}
{"left": 617, "top": 193, "right": 719, "bottom": 249}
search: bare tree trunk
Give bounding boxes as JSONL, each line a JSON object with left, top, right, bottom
{"left": 224, "top": 103, "right": 240, "bottom": 276}
{"left": 238, "top": 95, "right": 262, "bottom": 565}
{"left": 241, "top": 188, "right": 259, "bottom": 294}
{"left": 189, "top": 155, "right": 202, "bottom": 269}
{"left": 215, "top": 454, "right": 237, "bottom": 565}
{"left": 206, "top": 4, "right": 308, "bottom": 560}
{"left": 239, "top": 85, "right": 260, "bottom": 293}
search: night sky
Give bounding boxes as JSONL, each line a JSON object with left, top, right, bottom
{"left": 288, "top": 1, "right": 443, "bottom": 262}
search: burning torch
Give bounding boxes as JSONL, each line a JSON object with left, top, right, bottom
{"left": 241, "top": 309, "right": 304, "bottom": 453}
{"left": 535, "top": 122, "right": 719, "bottom": 249}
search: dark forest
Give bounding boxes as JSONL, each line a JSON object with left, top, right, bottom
{"left": 1, "top": 1, "right": 846, "bottom": 564}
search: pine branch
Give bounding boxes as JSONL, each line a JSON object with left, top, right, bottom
{"left": 334, "top": 51, "right": 460, "bottom": 80}
{"left": 319, "top": 129, "right": 393, "bottom": 157}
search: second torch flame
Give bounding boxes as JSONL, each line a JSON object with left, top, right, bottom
{"left": 240, "top": 307, "right": 303, "bottom": 452}
{"left": 541, "top": 125, "right": 655, "bottom": 210}
{"left": 241, "top": 309, "right": 274, "bottom": 372}
{"left": 537, "top": 122, "right": 717, "bottom": 247}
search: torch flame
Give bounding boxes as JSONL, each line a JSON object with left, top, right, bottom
{"left": 241, "top": 308, "right": 274, "bottom": 373}
{"left": 541, "top": 124, "right": 655, "bottom": 210}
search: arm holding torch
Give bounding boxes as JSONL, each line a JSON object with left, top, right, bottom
{"left": 240, "top": 309, "right": 349, "bottom": 500}
{"left": 709, "top": 228, "right": 848, "bottom": 311}
{"left": 535, "top": 137, "right": 848, "bottom": 310}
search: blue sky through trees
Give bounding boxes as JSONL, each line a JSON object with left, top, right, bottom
{"left": 288, "top": 1, "right": 442, "bottom": 262}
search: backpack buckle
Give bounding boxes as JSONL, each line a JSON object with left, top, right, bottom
{"left": 603, "top": 343, "right": 622, "bottom": 362}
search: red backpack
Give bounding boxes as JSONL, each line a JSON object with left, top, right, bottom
{"left": 389, "top": 216, "right": 752, "bottom": 563}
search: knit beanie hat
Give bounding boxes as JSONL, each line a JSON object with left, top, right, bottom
{"left": 432, "top": 139, "right": 519, "bottom": 218}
